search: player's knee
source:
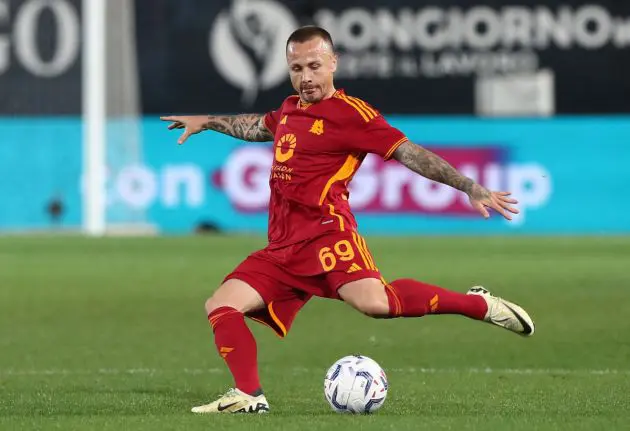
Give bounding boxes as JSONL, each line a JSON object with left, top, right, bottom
{"left": 339, "top": 280, "right": 390, "bottom": 318}
{"left": 356, "top": 298, "right": 390, "bottom": 318}
{"left": 204, "top": 279, "right": 265, "bottom": 315}
{"left": 204, "top": 296, "right": 221, "bottom": 315}
{"left": 204, "top": 293, "right": 241, "bottom": 314}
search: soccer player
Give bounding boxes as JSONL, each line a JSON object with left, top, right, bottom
{"left": 161, "top": 26, "right": 534, "bottom": 414}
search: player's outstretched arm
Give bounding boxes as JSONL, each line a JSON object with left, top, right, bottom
{"left": 160, "top": 114, "right": 273, "bottom": 145}
{"left": 392, "top": 140, "right": 519, "bottom": 220}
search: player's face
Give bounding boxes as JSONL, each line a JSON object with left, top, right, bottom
{"left": 286, "top": 37, "right": 337, "bottom": 104}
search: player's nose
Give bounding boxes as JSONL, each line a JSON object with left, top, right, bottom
{"left": 301, "top": 70, "right": 314, "bottom": 82}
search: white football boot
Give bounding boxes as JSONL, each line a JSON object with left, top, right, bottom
{"left": 467, "top": 286, "right": 535, "bottom": 336}
{"left": 191, "top": 388, "right": 270, "bottom": 414}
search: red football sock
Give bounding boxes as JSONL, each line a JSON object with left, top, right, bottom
{"left": 208, "top": 306, "right": 261, "bottom": 396}
{"left": 385, "top": 278, "right": 487, "bottom": 320}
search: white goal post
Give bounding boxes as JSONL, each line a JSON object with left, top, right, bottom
{"left": 82, "top": 0, "right": 106, "bottom": 236}
{"left": 81, "top": 0, "right": 154, "bottom": 236}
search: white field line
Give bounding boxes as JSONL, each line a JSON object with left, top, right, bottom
{"left": 1, "top": 367, "right": 629, "bottom": 376}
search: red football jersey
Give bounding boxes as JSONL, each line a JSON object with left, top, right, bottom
{"left": 262, "top": 89, "right": 407, "bottom": 250}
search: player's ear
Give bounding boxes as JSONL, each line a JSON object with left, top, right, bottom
{"left": 331, "top": 53, "right": 338, "bottom": 73}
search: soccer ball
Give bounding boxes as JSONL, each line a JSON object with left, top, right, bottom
{"left": 323, "top": 355, "right": 388, "bottom": 414}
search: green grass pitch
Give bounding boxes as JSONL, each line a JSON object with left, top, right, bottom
{"left": 1, "top": 235, "right": 629, "bottom": 430}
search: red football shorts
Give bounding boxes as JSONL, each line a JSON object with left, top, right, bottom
{"left": 223, "top": 230, "right": 383, "bottom": 337}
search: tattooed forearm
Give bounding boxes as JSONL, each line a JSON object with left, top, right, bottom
{"left": 392, "top": 141, "right": 476, "bottom": 195}
{"left": 204, "top": 114, "right": 273, "bottom": 142}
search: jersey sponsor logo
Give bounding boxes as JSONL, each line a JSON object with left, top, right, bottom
{"left": 274, "top": 133, "right": 297, "bottom": 163}
{"left": 271, "top": 163, "right": 293, "bottom": 181}
{"left": 309, "top": 119, "right": 325, "bottom": 135}
{"left": 209, "top": 0, "right": 297, "bottom": 106}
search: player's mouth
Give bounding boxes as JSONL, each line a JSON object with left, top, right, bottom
{"left": 301, "top": 87, "right": 318, "bottom": 96}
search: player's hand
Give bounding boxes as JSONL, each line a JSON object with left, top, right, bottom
{"left": 468, "top": 184, "right": 519, "bottom": 221}
{"left": 160, "top": 115, "right": 208, "bottom": 145}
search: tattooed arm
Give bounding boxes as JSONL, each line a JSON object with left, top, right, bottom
{"left": 392, "top": 140, "right": 519, "bottom": 220}
{"left": 160, "top": 114, "right": 273, "bottom": 144}
{"left": 204, "top": 114, "right": 273, "bottom": 142}
{"left": 392, "top": 140, "right": 477, "bottom": 195}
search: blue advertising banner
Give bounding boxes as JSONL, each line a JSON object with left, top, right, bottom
{"left": 1, "top": 116, "right": 628, "bottom": 235}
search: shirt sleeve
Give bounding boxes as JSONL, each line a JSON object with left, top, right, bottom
{"left": 347, "top": 114, "right": 408, "bottom": 161}
{"left": 263, "top": 104, "right": 283, "bottom": 136}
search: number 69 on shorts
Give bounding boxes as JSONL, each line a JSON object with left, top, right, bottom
{"left": 318, "top": 239, "right": 356, "bottom": 272}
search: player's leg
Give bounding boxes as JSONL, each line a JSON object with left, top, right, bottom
{"left": 338, "top": 277, "right": 534, "bottom": 336}
{"left": 193, "top": 278, "right": 270, "bottom": 414}
{"left": 332, "top": 232, "right": 534, "bottom": 336}
{"left": 193, "top": 253, "right": 312, "bottom": 414}
{"left": 205, "top": 279, "right": 266, "bottom": 396}
{"left": 338, "top": 277, "right": 486, "bottom": 320}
